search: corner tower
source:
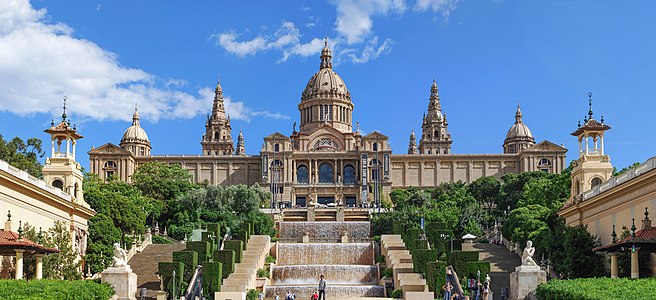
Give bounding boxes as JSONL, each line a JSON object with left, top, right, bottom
{"left": 42, "top": 97, "right": 87, "bottom": 206}
{"left": 503, "top": 104, "right": 535, "bottom": 154}
{"left": 298, "top": 39, "right": 353, "bottom": 133}
{"left": 419, "top": 80, "right": 452, "bottom": 154}
{"left": 569, "top": 93, "right": 613, "bottom": 203}
{"left": 201, "top": 80, "right": 234, "bottom": 155}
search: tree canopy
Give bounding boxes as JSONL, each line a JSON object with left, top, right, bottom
{"left": 0, "top": 134, "right": 44, "bottom": 178}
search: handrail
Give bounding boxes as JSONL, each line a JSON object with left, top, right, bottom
{"left": 184, "top": 265, "right": 203, "bottom": 300}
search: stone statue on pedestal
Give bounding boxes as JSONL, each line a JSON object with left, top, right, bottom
{"left": 510, "top": 240, "right": 546, "bottom": 300}
{"left": 103, "top": 243, "right": 137, "bottom": 299}
{"left": 112, "top": 243, "right": 128, "bottom": 268}
{"left": 521, "top": 240, "right": 538, "bottom": 267}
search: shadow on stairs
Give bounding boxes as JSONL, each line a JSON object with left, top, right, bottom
{"left": 128, "top": 242, "right": 187, "bottom": 300}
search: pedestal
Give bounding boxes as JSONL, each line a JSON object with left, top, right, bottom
{"left": 102, "top": 266, "right": 138, "bottom": 300}
{"left": 509, "top": 266, "right": 546, "bottom": 300}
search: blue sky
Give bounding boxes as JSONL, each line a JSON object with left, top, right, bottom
{"left": 1, "top": 0, "right": 654, "bottom": 172}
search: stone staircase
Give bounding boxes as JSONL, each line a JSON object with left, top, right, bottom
{"left": 216, "top": 235, "right": 271, "bottom": 300}
{"left": 128, "top": 242, "right": 186, "bottom": 300}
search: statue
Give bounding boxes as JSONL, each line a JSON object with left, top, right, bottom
{"left": 356, "top": 121, "right": 360, "bottom": 132}
{"left": 293, "top": 122, "right": 296, "bottom": 132}
{"left": 521, "top": 240, "right": 538, "bottom": 267}
{"left": 112, "top": 243, "right": 128, "bottom": 268}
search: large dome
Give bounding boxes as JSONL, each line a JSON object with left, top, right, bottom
{"left": 301, "top": 41, "right": 351, "bottom": 102}
{"left": 504, "top": 105, "right": 534, "bottom": 143}
{"left": 121, "top": 109, "right": 150, "bottom": 145}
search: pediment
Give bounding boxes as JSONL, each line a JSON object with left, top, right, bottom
{"left": 88, "top": 143, "right": 132, "bottom": 155}
{"left": 263, "top": 132, "right": 289, "bottom": 140}
{"left": 363, "top": 131, "right": 389, "bottom": 140}
{"left": 523, "top": 140, "right": 567, "bottom": 153}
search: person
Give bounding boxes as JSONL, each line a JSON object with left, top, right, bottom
{"left": 482, "top": 281, "right": 490, "bottom": 300}
{"left": 312, "top": 290, "right": 319, "bottom": 300}
{"left": 259, "top": 291, "right": 264, "bottom": 300}
{"left": 286, "top": 291, "right": 293, "bottom": 300}
{"left": 442, "top": 281, "right": 453, "bottom": 300}
{"left": 473, "top": 280, "right": 482, "bottom": 300}
{"left": 275, "top": 292, "right": 280, "bottom": 300}
{"left": 318, "top": 275, "right": 327, "bottom": 300}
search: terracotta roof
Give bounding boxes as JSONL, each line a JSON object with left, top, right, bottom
{"left": 593, "top": 227, "right": 656, "bottom": 253}
{"left": 0, "top": 229, "right": 60, "bottom": 255}
{"left": 571, "top": 118, "right": 611, "bottom": 136}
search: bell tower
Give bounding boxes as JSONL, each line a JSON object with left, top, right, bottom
{"left": 201, "top": 80, "right": 234, "bottom": 155}
{"left": 569, "top": 93, "right": 613, "bottom": 203}
{"left": 419, "top": 79, "right": 452, "bottom": 154}
{"left": 42, "top": 97, "right": 87, "bottom": 207}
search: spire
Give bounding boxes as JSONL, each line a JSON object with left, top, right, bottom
{"left": 215, "top": 79, "right": 223, "bottom": 95}
{"left": 408, "top": 130, "right": 418, "bottom": 154}
{"left": 132, "top": 106, "right": 140, "bottom": 126}
{"left": 515, "top": 103, "right": 523, "bottom": 124}
{"left": 61, "top": 96, "right": 68, "bottom": 122}
{"left": 320, "top": 38, "right": 332, "bottom": 70}
{"left": 587, "top": 92, "right": 593, "bottom": 120}
{"left": 235, "top": 129, "right": 245, "bottom": 156}
{"left": 212, "top": 79, "right": 226, "bottom": 118}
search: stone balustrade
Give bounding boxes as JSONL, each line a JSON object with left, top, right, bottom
{"left": 215, "top": 235, "right": 271, "bottom": 300}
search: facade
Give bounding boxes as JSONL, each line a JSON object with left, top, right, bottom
{"left": 89, "top": 41, "right": 567, "bottom": 207}
{"left": 0, "top": 104, "right": 95, "bottom": 262}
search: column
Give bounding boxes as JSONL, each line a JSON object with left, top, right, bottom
{"left": 631, "top": 248, "right": 639, "bottom": 278}
{"left": 600, "top": 134, "right": 605, "bottom": 155}
{"left": 72, "top": 140, "right": 76, "bottom": 160}
{"left": 585, "top": 134, "right": 589, "bottom": 155}
{"left": 15, "top": 249, "right": 24, "bottom": 279}
{"left": 578, "top": 137, "right": 582, "bottom": 155}
{"left": 51, "top": 138, "right": 55, "bottom": 157}
{"left": 66, "top": 137, "right": 70, "bottom": 157}
{"left": 35, "top": 254, "right": 44, "bottom": 279}
{"left": 610, "top": 253, "right": 618, "bottom": 279}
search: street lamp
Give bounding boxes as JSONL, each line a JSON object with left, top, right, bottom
{"left": 440, "top": 233, "right": 454, "bottom": 253}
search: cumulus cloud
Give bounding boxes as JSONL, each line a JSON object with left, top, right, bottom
{"left": 340, "top": 36, "right": 393, "bottom": 64}
{"left": 333, "top": 0, "right": 407, "bottom": 44}
{"left": 414, "top": 0, "right": 459, "bottom": 19}
{"left": 0, "top": 0, "right": 283, "bottom": 122}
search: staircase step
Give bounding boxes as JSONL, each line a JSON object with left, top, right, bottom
{"left": 127, "top": 242, "right": 186, "bottom": 300}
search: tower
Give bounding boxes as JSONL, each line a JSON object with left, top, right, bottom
{"left": 235, "top": 129, "right": 246, "bottom": 155}
{"left": 407, "top": 130, "right": 418, "bottom": 154}
{"left": 42, "top": 97, "right": 87, "bottom": 206}
{"left": 569, "top": 93, "right": 613, "bottom": 202}
{"left": 201, "top": 80, "right": 234, "bottom": 155}
{"left": 120, "top": 107, "right": 151, "bottom": 156}
{"left": 503, "top": 104, "right": 535, "bottom": 154}
{"left": 419, "top": 80, "right": 452, "bottom": 154}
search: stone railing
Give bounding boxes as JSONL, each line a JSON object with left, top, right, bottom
{"left": 126, "top": 233, "right": 152, "bottom": 262}
{"left": 581, "top": 156, "right": 656, "bottom": 202}
{"left": 0, "top": 159, "right": 73, "bottom": 202}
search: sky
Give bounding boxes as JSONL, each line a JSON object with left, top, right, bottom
{"left": 1, "top": 0, "right": 655, "bottom": 172}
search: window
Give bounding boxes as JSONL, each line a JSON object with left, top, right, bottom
{"left": 369, "top": 159, "right": 381, "bottom": 182}
{"left": 591, "top": 177, "right": 602, "bottom": 189}
{"left": 297, "top": 165, "right": 309, "bottom": 184}
{"left": 274, "top": 143, "right": 280, "bottom": 152}
{"left": 574, "top": 180, "right": 580, "bottom": 195}
{"left": 74, "top": 183, "right": 79, "bottom": 198}
{"left": 538, "top": 158, "right": 551, "bottom": 172}
{"left": 104, "top": 161, "right": 117, "bottom": 168}
{"left": 214, "top": 132, "right": 220, "bottom": 140}
{"left": 52, "top": 179, "right": 64, "bottom": 190}
{"left": 318, "top": 163, "right": 334, "bottom": 183}
{"left": 434, "top": 130, "right": 440, "bottom": 139}
{"left": 272, "top": 160, "right": 283, "bottom": 182}
{"left": 343, "top": 165, "right": 356, "bottom": 185}
{"left": 372, "top": 142, "right": 378, "bottom": 151}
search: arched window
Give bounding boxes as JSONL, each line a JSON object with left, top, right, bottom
{"left": 74, "top": 182, "right": 79, "bottom": 198}
{"left": 434, "top": 130, "right": 440, "bottom": 139}
{"left": 104, "top": 161, "right": 117, "bottom": 168}
{"left": 297, "top": 165, "right": 309, "bottom": 184}
{"left": 343, "top": 165, "right": 356, "bottom": 185}
{"left": 591, "top": 177, "right": 602, "bottom": 189}
{"left": 538, "top": 158, "right": 552, "bottom": 172}
{"left": 52, "top": 179, "right": 64, "bottom": 190}
{"left": 318, "top": 163, "right": 334, "bottom": 184}
{"left": 369, "top": 159, "right": 381, "bottom": 182}
{"left": 372, "top": 142, "right": 378, "bottom": 151}
{"left": 574, "top": 179, "right": 580, "bottom": 195}
{"left": 214, "top": 132, "right": 220, "bottom": 140}
{"left": 274, "top": 143, "right": 280, "bottom": 152}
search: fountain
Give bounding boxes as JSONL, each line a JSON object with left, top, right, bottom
{"left": 267, "top": 215, "right": 385, "bottom": 298}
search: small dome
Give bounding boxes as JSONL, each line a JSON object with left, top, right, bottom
{"left": 301, "top": 40, "right": 351, "bottom": 102}
{"left": 505, "top": 105, "right": 535, "bottom": 142}
{"left": 121, "top": 109, "right": 150, "bottom": 145}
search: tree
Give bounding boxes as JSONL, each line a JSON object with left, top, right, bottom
{"left": 132, "top": 161, "right": 196, "bottom": 202}
{"left": 42, "top": 221, "right": 82, "bottom": 280}
{"left": 85, "top": 214, "right": 122, "bottom": 273}
{"left": 503, "top": 204, "right": 551, "bottom": 249}
{"left": 518, "top": 177, "right": 567, "bottom": 211}
{"left": 468, "top": 176, "right": 500, "bottom": 211}
{"left": 613, "top": 162, "right": 641, "bottom": 176}
{"left": 0, "top": 134, "right": 44, "bottom": 178}
{"left": 551, "top": 225, "right": 605, "bottom": 278}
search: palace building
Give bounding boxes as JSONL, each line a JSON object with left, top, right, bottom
{"left": 89, "top": 41, "right": 567, "bottom": 207}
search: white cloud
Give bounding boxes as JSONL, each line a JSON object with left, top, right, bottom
{"left": 216, "top": 32, "right": 269, "bottom": 57}
{"left": 340, "top": 36, "right": 393, "bottom": 64}
{"left": 333, "top": 0, "right": 407, "bottom": 44}
{"left": 414, "top": 0, "right": 459, "bottom": 19}
{"left": 0, "top": 0, "right": 282, "bottom": 123}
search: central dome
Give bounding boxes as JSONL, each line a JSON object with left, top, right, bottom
{"left": 301, "top": 41, "right": 351, "bottom": 102}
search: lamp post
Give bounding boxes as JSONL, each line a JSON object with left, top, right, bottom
{"left": 172, "top": 270, "right": 176, "bottom": 300}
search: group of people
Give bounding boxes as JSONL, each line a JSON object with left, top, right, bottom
{"left": 268, "top": 275, "right": 327, "bottom": 300}
{"left": 442, "top": 278, "right": 491, "bottom": 300}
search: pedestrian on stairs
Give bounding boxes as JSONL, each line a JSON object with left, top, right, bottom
{"left": 318, "top": 275, "right": 327, "bottom": 300}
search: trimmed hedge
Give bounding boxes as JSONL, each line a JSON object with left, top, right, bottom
{"left": 392, "top": 221, "right": 403, "bottom": 234}
{"left": 426, "top": 222, "right": 448, "bottom": 232}
{"left": 426, "top": 261, "right": 447, "bottom": 295}
{"left": 0, "top": 279, "right": 114, "bottom": 300}
{"left": 201, "top": 261, "right": 223, "bottom": 298}
{"left": 466, "top": 261, "right": 490, "bottom": 281}
{"left": 536, "top": 278, "right": 656, "bottom": 300}
{"left": 157, "top": 261, "right": 184, "bottom": 298}
{"left": 449, "top": 251, "right": 479, "bottom": 276}
{"left": 152, "top": 235, "right": 174, "bottom": 244}
{"left": 233, "top": 229, "right": 249, "bottom": 249}
{"left": 413, "top": 239, "right": 429, "bottom": 250}
{"left": 411, "top": 249, "right": 438, "bottom": 275}
{"left": 173, "top": 250, "right": 198, "bottom": 285}
{"left": 224, "top": 240, "right": 244, "bottom": 263}
{"left": 214, "top": 250, "right": 235, "bottom": 279}
{"left": 206, "top": 223, "right": 222, "bottom": 239}
{"left": 186, "top": 241, "right": 211, "bottom": 263}
{"left": 201, "top": 232, "right": 218, "bottom": 251}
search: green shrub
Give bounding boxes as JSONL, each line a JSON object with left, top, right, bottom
{"left": 214, "top": 250, "right": 235, "bottom": 279}
{"left": 411, "top": 249, "right": 438, "bottom": 275}
{"left": 152, "top": 235, "right": 173, "bottom": 244}
{"left": 246, "top": 289, "right": 259, "bottom": 300}
{"left": 224, "top": 240, "right": 244, "bottom": 263}
{"left": 390, "top": 289, "right": 403, "bottom": 298}
{"left": 426, "top": 261, "right": 447, "bottom": 294}
{"left": 233, "top": 229, "right": 249, "bottom": 249}
{"left": 201, "top": 231, "right": 219, "bottom": 251}
{"left": 157, "top": 261, "right": 184, "bottom": 298}
{"left": 206, "top": 223, "right": 221, "bottom": 239}
{"left": 0, "top": 279, "right": 114, "bottom": 300}
{"left": 426, "top": 222, "right": 448, "bottom": 232}
{"left": 536, "top": 278, "right": 656, "bottom": 300}
{"left": 173, "top": 250, "right": 198, "bottom": 286}
{"left": 186, "top": 241, "right": 211, "bottom": 263}
{"left": 383, "top": 267, "right": 393, "bottom": 278}
{"left": 403, "top": 228, "right": 421, "bottom": 249}
{"left": 449, "top": 251, "right": 479, "bottom": 275}
{"left": 375, "top": 254, "right": 386, "bottom": 264}
{"left": 201, "top": 261, "right": 223, "bottom": 298}
{"left": 413, "top": 239, "right": 429, "bottom": 250}
{"left": 265, "top": 255, "right": 276, "bottom": 264}
{"left": 392, "top": 221, "right": 403, "bottom": 234}
{"left": 466, "top": 261, "right": 490, "bottom": 280}
{"left": 257, "top": 268, "right": 269, "bottom": 278}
